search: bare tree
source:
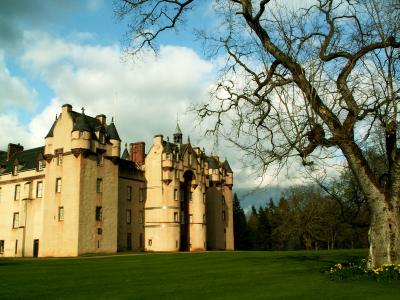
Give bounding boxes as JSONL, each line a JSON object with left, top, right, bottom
{"left": 115, "top": 0, "right": 400, "bottom": 267}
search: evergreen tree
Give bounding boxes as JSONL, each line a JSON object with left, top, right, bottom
{"left": 232, "top": 193, "right": 252, "bottom": 250}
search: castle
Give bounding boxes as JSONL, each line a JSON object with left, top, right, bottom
{"left": 0, "top": 104, "right": 234, "bottom": 257}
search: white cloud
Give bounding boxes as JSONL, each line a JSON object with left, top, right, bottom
{"left": 0, "top": 51, "right": 37, "bottom": 110}
{"left": 18, "top": 31, "right": 214, "bottom": 150}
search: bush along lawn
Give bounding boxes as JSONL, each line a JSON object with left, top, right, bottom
{"left": 327, "top": 257, "right": 400, "bottom": 282}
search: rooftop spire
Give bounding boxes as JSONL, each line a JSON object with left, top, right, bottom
{"left": 173, "top": 115, "right": 183, "bottom": 144}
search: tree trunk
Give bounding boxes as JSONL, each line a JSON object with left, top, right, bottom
{"left": 368, "top": 197, "right": 400, "bottom": 267}
{"left": 340, "top": 141, "right": 400, "bottom": 268}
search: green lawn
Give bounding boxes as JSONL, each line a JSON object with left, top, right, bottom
{"left": 0, "top": 250, "right": 398, "bottom": 300}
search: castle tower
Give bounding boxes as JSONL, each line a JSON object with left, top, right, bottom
{"left": 173, "top": 123, "right": 182, "bottom": 144}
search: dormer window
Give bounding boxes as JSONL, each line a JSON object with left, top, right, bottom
{"left": 37, "top": 159, "right": 44, "bottom": 171}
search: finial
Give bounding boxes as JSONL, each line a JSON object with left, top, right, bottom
{"left": 125, "top": 142, "right": 127, "bottom": 149}
{"left": 111, "top": 117, "right": 114, "bottom": 123}
{"left": 187, "top": 136, "right": 191, "bottom": 144}
{"left": 81, "top": 107, "right": 85, "bottom": 115}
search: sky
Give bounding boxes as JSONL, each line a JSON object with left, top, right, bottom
{"left": 0, "top": 0, "right": 314, "bottom": 196}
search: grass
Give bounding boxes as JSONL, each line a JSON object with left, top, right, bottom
{"left": 0, "top": 250, "right": 398, "bottom": 300}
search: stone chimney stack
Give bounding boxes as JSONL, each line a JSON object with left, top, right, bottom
{"left": 96, "top": 114, "right": 106, "bottom": 125}
{"left": 130, "top": 142, "right": 146, "bottom": 164}
{"left": 7, "top": 143, "right": 24, "bottom": 161}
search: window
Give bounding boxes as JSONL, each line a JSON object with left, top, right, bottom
{"left": 24, "top": 182, "right": 31, "bottom": 199}
{"left": 188, "top": 192, "right": 192, "bottom": 202}
{"left": 148, "top": 239, "right": 152, "bottom": 246}
{"left": 139, "top": 188, "right": 145, "bottom": 202}
{"left": 97, "top": 228, "right": 102, "bottom": 235}
{"left": 96, "top": 178, "right": 103, "bottom": 193}
{"left": 126, "top": 209, "right": 132, "bottom": 224}
{"left": 79, "top": 131, "right": 84, "bottom": 138}
{"left": 12, "top": 165, "right": 18, "bottom": 176}
{"left": 127, "top": 186, "right": 132, "bottom": 201}
{"left": 203, "top": 194, "right": 206, "bottom": 204}
{"left": 203, "top": 214, "right": 206, "bottom": 223}
{"left": 37, "top": 159, "right": 44, "bottom": 171}
{"left": 175, "top": 169, "right": 179, "bottom": 179}
{"left": 13, "top": 212, "right": 19, "bottom": 228}
{"left": 96, "top": 206, "right": 102, "bottom": 221}
{"left": 56, "top": 178, "right": 62, "bottom": 193}
{"left": 0, "top": 240, "right": 4, "bottom": 254}
{"left": 139, "top": 211, "right": 143, "bottom": 224}
{"left": 57, "top": 153, "right": 63, "bottom": 165}
{"left": 58, "top": 207, "right": 64, "bottom": 221}
{"left": 166, "top": 153, "right": 172, "bottom": 160}
{"left": 222, "top": 211, "right": 226, "bottom": 222}
{"left": 189, "top": 153, "right": 192, "bottom": 165}
{"left": 97, "top": 153, "right": 103, "bottom": 166}
{"left": 174, "top": 212, "right": 179, "bottom": 222}
{"left": 174, "top": 189, "right": 178, "bottom": 201}
{"left": 14, "top": 185, "right": 20, "bottom": 200}
{"left": 36, "top": 182, "right": 43, "bottom": 198}
{"left": 189, "top": 214, "right": 193, "bottom": 223}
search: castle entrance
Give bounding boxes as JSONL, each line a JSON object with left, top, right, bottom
{"left": 180, "top": 170, "right": 194, "bottom": 251}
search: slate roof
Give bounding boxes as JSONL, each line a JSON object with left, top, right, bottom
{"left": 45, "top": 109, "right": 121, "bottom": 142}
{"left": 0, "top": 147, "right": 44, "bottom": 174}
{"left": 223, "top": 160, "right": 233, "bottom": 173}
{"left": 121, "top": 147, "right": 129, "bottom": 160}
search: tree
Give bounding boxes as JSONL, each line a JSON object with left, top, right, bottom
{"left": 115, "top": 0, "right": 400, "bottom": 267}
{"left": 232, "top": 193, "right": 252, "bottom": 250}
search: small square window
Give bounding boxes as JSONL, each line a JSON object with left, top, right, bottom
{"left": 96, "top": 178, "right": 103, "bottom": 193}
{"left": 56, "top": 178, "right": 62, "bottom": 193}
{"left": 127, "top": 186, "right": 132, "bottom": 201}
{"left": 148, "top": 239, "right": 152, "bottom": 246}
{"left": 139, "top": 211, "right": 143, "bottom": 224}
{"left": 0, "top": 240, "right": 4, "bottom": 254}
{"left": 96, "top": 206, "right": 102, "bottom": 221}
{"left": 57, "top": 153, "right": 63, "bottom": 165}
{"left": 13, "top": 212, "right": 19, "bottom": 228}
{"left": 174, "top": 189, "right": 178, "bottom": 201}
{"left": 36, "top": 182, "right": 43, "bottom": 198}
{"left": 58, "top": 207, "right": 64, "bottom": 221}
{"left": 174, "top": 212, "right": 179, "bottom": 222}
{"left": 126, "top": 209, "right": 132, "bottom": 224}
{"left": 97, "top": 228, "right": 102, "bottom": 235}
{"left": 139, "top": 188, "right": 146, "bottom": 202}
{"left": 14, "top": 185, "right": 21, "bottom": 200}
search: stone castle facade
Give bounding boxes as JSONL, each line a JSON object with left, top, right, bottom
{"left": 0, "top": 104, "right": 234, "bottom": 257}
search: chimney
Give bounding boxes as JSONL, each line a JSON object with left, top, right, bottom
{"left": 130, "top": 142, "right": 146, "bottom": 164}
{"left": 96, "top": 114, "right": 106, "bottom": 125}
{"left": 7, "top": 143, "right": 24, "bottom": 161}
{"left": 61, "top": 104, "right": 72, "bottom": 115}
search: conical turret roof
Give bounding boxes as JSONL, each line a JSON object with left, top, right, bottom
{"left": 107, "top": 120, "right": 121, "bottom": 141}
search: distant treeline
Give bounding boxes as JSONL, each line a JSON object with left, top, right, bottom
{"left": 233, "top": 183, "right": 370, "bottom": 251}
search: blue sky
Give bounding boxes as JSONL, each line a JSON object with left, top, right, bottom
{"left": 0, "top": 0, "right": 311, "bottom": 193}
